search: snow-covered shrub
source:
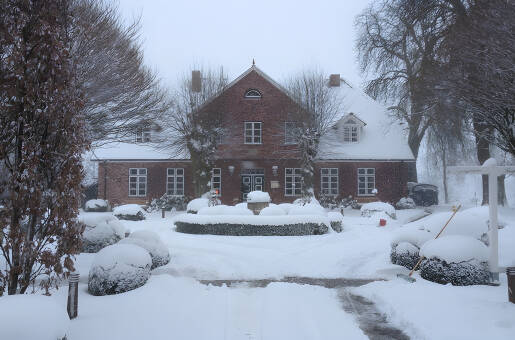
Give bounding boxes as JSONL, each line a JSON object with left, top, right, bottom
{"left": 247, "top": 191, "right": 271, "bottom": 203}
{"left": 390, "top": 242, "right": 420, "bottom": 269}
{"left": 289, "top": 200, "right": 325, "bottom": 216}
{"left": 186, "top": 198, "right": 209, "bottom": 213}
{"left": 0, "top": 294, "right": 70, "bottom": 340}
{"left": 88, "top": 244, "right": 152, "bottom": 296}
{"left": 327, "top": 211, "right": 343, "bottom": 232}
{"left": 148, "top": 194, "right": 189, "bottom": 212}
{"left": 113, "top": 204, "right": 146, "bottom": 221}
{"left": 396, "top": 197, "right": 416, "bottom": 210}
{"left": 419, "top": 235, "right": 490, "bottom": 285}
{"left": 318, "top": 195, "right": 359, "bottom": 210}
{"left": 259, "top": 205, "right": 286, "bottom": 216}
{"left": 82, "top": 217, "right": 127, "bottom": 253}
{"left": 119, "top": 230, "right": 170, "bottom": 269}
{"left": 84, "top": 199, "right": 110, "bottom": 212}
{"left": 360, "top": 202, "right": 396, "bottom": 219}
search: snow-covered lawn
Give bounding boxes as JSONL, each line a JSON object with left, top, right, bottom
{"left": 3, "top": 205, "right": 515, "bottom": 339}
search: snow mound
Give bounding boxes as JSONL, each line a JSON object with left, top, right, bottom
{"left": 119, "top": 231, "right": 170, "bottom": 269}
{"left": 113, "top": 204, "right": 146, "bottom": 220}
{"left": 391, "top": 228, "right": 434, "bottom": 248}
{"left": 0, "top": 294, "right": 69, "bottom": 340}
{"left": 360, "top": 202, "right": 396, "bottom": 219}
{"left": 288, "top": 203, "right": 326, "bottom": 216}
{"left": 84, "top": 199, "right": 109, "bottom": 212}
{"left": 186, "top": 198, "right": 210, "bottom": 213}
{"left": 278, "top": 203, "right": 295, "bottom": 213}
{"left": 88, "top": 244, "right": 152, "bottom": 296}
{"left": 82, "top": 219, "right": 126, "bottom": 253}
{"left": 395, "top": 197, "right": 416, "bottom": 210}
{"left": 79, "top": 213, "right": 118, "bottom": 227}
{"left": 247, "top": 191, "right": 271, "bottom": 203}
{"left": 197, "top": 205, "right": 253, "bottom": 216}
{"left": 234, "top": 202, "right": 248, "bottom": 209}
{"left": 259, "top": 205, "right": 286, "bottom": 216}
{"left": 420, "top": 235, "right": 488, "bottom": 263}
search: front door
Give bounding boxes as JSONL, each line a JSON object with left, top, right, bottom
{"left": 240, "top": 169, "right": 265, "bottom": 200}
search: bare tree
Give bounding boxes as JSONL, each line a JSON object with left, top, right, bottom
{"left": 71, "top": 0, "right": 171, "bottom": 146}
{"left": 284, "top": 70, "right": 342, "bottom": 199}
{"left": 163, "top": 67, "right": 228, "bottom": 197}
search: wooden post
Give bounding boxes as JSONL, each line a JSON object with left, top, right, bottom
{"left": 67, "top": 272, "right": 79, "bottom": 319}
{"left": 162, "top": 209, "right": 165, "bottom": 219}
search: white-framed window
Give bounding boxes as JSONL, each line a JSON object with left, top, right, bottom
{"left": 343, "top": 125, "right": 359, "bottom": 143}
{"left": 285, "top": 168, "right": 302, "bottom": 196}
{"left": 321, "top": 168, "right": 338, "bottom": 196}
{"left": 166, "top": 168, "right": 184, "bottom": 196}
{"left": 284, "top": 121, "right": 300, "bottom": 144}
{"left": 136, "top": 127, "right": 151, "bottom": 143}
{"left": 244, "top": 122, "right": 262, "bottom": 144}
{"left": 244, "top": 89, "right": 262, "bottom": 98}
{"left": 211, "top": 168, "right": 221, "bottom": 195}
{"left": 358, "top": 168, "right": 375, "bottom": 196}
{"left": 129, "top": 168, "right": 147, "bottom": 197}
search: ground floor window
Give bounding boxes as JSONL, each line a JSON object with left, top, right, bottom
{"left": 129, "top": 168, "right": 147, "bottom": 196}
{"left": 358, "top": 168, "right": 375, "bottom": 196}
{"left": 167, "top": 168, "right": 184, "bottom": 196}
{"left": 285, "top": 168, "right": 302, "bottom": 196}
{"left": 211, "top": 168, "right": 221, "bottom": 195}
{"left": 321, "top": 168, "right": 338, "bottom": 196}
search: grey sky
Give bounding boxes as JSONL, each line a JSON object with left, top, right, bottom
{"left": 115, "top": 0, "right": 371, "bottom": 88}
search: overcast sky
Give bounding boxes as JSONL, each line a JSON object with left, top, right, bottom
{"left": 114, "top": 0, "right": 372, "bottom": 89}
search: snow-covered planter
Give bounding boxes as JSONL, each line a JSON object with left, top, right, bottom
{"left": 82, "top": 217, "right": 127, "bottom": 253}
{"left": 327, "top": 212, "right": 343, "bottom": 232}
{"left": 88, "top": 244, "right": 152, "bottom": 296}
{"left": 174, "top": 214, "right": 329, "bottom": 236}
{"left": 113, "top": 204, "right": 146, "bottom": 221}
{"left": 247, "top": 191, "right": 271, "bottom": 203}
{"left": 419, "top": 235, "right": 490, "bottom": 286}
{"left": 0, "top": 294, "right": 70, "bottom": 340}
{"left": 84, "top": 199, "right": 110, "bottom": 212}
{"left": 395, "top": 197, "right": 416, "bottom": 210}
{"left": 390, "top": 241, "right": 420, "bottom": 269}
{"left": 360, "top": 202, "right": 396, "bottom": 219}
{"left": 119, "top": 230, "right": 170, "bottom": 269}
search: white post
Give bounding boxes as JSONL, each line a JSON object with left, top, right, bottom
{"left": 488, "top": 172, "right": 499, "bottom": 282}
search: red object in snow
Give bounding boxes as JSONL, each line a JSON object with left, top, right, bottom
{"left": 379, "top": 219, "right": 387, "bottom": 227}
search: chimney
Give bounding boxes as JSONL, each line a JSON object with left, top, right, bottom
{"left": 329, "top": 74, "right": 340, "bottom": 87}
{"left": 191, "top": 70, "right": 201, "bottom": 92}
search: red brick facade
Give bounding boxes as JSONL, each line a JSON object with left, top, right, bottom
{"left": 97, "top": 68, "right": 415, "bottom": 206}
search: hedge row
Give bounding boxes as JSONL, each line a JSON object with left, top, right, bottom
{"left": 175, "top": 221, "right": 329, "bottom": 236}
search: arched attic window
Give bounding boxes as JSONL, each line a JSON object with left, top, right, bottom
{"left": 244, "top": 89, "right": 262, "bottom": 98}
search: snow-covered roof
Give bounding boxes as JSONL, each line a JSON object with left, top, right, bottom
{"left": 317, "top": 77, "right": 415, "bottom": 161}
{"left": 92, "top": 142, "right": 189, "bottom": 161}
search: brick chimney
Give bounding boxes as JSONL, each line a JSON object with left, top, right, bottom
{"left": 191, "top": 70, "right": 201, "bottom": 92}
{"left": 329, "top": 74, "right": 340, "bottom": 87}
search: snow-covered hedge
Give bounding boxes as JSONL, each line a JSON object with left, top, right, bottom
{"left": 88, "top": 244, "right": 152, "bottom": 296}
{"left": 119, "top": 230, "right": 170, "bottom": 269}
{"left": 81, "top": 215, "right": 127, "bottom": 253}
{"left": 197, "top": 205, "right": 253, "bottom": 216}
{"left": 360, "top": 202, "right": 396, "bottom": 219}
{"left": 113, "top": 204, "right": 146, "bottom": 221}
{"left": 395, "top": 197, "right": 416, "bottom": 210}
{"left": 259, "top": 205, "right": 286, "bottom": 216}
{"left": 390, "top": 241, "right": 420, "bottom": 269}
{"left": 327, "top": 212, "right": 343, "bottom": 233}
{"left": 174, "top": 214, "right": 329, "bottom": 236}
{"left": 0, "top": 294, "right": 69, "bottom": 340}
{"left": 84, "top": 199, "right": 110, "bottom": 212}
{"left": 419, "top": 235, "right": 490, "bottom": 285}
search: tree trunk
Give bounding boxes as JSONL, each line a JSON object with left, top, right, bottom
{"left": 498, "top": 175, "right": 507, "bottom": 206}
{"left": 473, "top": 114, "right": 490, "bottom": 205}
{"left": 442, "top": 146, "right": 449, "bottom": 204}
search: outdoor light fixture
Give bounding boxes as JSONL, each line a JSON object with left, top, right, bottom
{"left": 272, "top": 165, "right": 278, "bottom": 176}
{"left": 228, "top": 165, "right": 235, "bottom": 175}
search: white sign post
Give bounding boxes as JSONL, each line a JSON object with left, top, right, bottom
{"left": 449, "top": 158, "right": 515, "bottom": 283}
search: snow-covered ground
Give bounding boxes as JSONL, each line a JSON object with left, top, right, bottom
{"left": 3, "top": 205, "right": 515, "bottom": 339}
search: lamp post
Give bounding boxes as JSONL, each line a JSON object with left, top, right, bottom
{"left": 449, "top": 158, "right": 515, "bottom": 284}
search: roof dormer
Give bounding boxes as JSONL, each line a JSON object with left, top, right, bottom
{"left": 339, "top": 113, "right": 366, "bottom": 143}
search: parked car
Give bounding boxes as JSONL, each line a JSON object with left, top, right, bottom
{"left": 408, "top": 182, "right": 438, "bottom": 206}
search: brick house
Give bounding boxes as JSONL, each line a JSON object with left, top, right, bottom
{"left": 93, "top": 65, "right": 415, "bottom": 206}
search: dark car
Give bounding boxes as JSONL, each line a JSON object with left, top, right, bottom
{"left": 408, "top": 183, "right": 438, "bottom": 206}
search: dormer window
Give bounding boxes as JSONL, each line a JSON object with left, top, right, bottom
{"left": 340, "top": 113, "right": 366, "bottom": 144}
{"left": 135, "top": 126, "right": 151, "bottom": 143}
{"left": 244, "top": 89, "right": 262, "bottom": 98}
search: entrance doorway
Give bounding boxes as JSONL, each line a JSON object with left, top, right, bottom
{"left": 241, "top": 169, "right": 265, "bottom": 200}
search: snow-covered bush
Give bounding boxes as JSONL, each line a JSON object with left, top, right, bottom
{"left": 84, "top": 199, "right": 110, "bottom": 212}
{"left": 148, "top": 194, "right": 188, "bottom": 212}
{"left": 119, "top": 230, "right": 170, "bottom": 269}
{"left": 360, "top": 202, "right": 396, "bottom": 219}
{"left": 186, "top": 198, "right": 209, "bottom": 213}
{"left": 390, "top": 241, "right": 420, "bottom": 269}
{"left": 88, "top": 244, "right": 152, "bottom": 296}
{"left": 318, "top": 195, "right": 359, "bottom": 210}
{"left": 0, "top": 294, "right": 70, "bottom": 340}
{"left": 278, "top": 203, "right": 295, "bottom": 213}
{"left": 82, "top": 216, "right": 127, "bottom": 253}
{"left": 327, "top": 211, "right": 343, "bottom": 232}
{"left": 259, "top": 205, "right": 286, "bottom": 216}
{"left": 247, "top": 191, "right": 271, "bottom": 203}
{"left": 289, "top": 200, "right": 325, "bottom": 216}
{"left": 197, "top": 205, "right": 253, "bottom": 215}
{"left": 395, "top": 197, "right": 416, "bottom": 210}
{"left": 113, "top": 204, "right": 146, "bottom": 221}
{"left": 419, "top": 235, "right": 490, "bottom": 285}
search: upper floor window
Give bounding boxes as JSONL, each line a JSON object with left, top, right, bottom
{"left": 166, "top": 168, "right": 184, "bottom": 196}
{"left": 343, "top": 125, "right": 359, "bottom": 143}
{"left": 284, "top": 121, "right": 300, "bottom": 144}
{"left": 357, "top": 168, "right": 375, "bottom": 196}
{"left": 129, "top": 168, "right": 147, "bottom": 197}
{"left": 244, "top": 89, "right": 262, "bottom": 98}
{"left": 136, "top": 126, "right": 151, "bottom": 143}
{"left": 244, "top": 122, "right": 262, "bottom": 144}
